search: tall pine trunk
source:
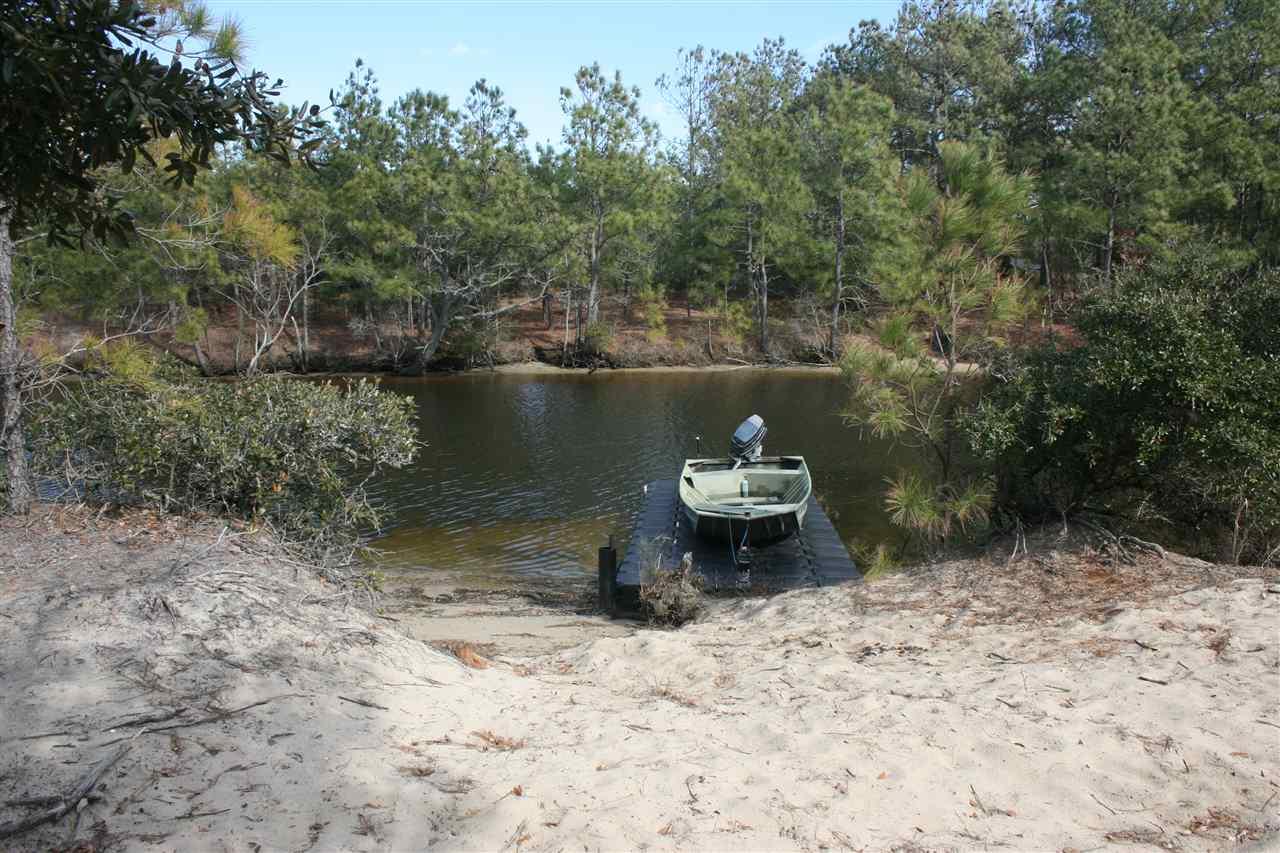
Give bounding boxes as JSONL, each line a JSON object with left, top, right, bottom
{"left": 1103, "top": 201, "right": 1116, "bottom": 290}
{"left": 758, "top": 259, "right": 769, "bottom": 355}
{"left": 1041, "top": 240, "right": 1051, "bottom": 325}
{"left": 233, "top": 297, "right": 244, "bottom": 372}
{"left": 830, "top": 193, "right": 846, "bottom": 359}
{"left": 562, "top": 287, "right": 572, "bottom": 365}
{"left": 0, "top": 199, "right": 34, "bottom": 513}
{"left": 747, "top": 220, "right": 769, "bottom": 356}
{"left": 587, "top": 209, "right": 603, "bottom": 325}
{"left": 300, "top": 288, "right": 310, "bottom": 373}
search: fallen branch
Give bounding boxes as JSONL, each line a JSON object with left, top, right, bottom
{"left": 104, "top": 707, "right": 187, "bottom": 731}
{"left": 0, "top": 742, "right": 132, "bottom": 840}
{"left": 1090, "top": 792, "right": 1118, "bottom": 816}
{"left": 338, "top": 695, "right": 389, "bottom": 711}
{"left": 97, "top": 694, "right": 307, "bottom": 746}
{"left": 970, "top": 784, "right": 990, "bottom": 817}
{"left": 175, "top": 807, "right": 231, "bottom": 820}
{"left": 5, "top": 795, "right": 100, "bottom": 808}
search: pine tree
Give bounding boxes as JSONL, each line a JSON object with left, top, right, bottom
{"left": 1055, "top": 0, "right": 1194, "bottom": 287}
{"left": 842, "top": 141, "right": 1031, "bottom": 545}
{"left": 557, "top": 64, "right": 661, "bottom": 326}
{"left": 800, "top": 76, "right": 899, "bottom": 357}
{"left": 823, "top": 0, "right": 1026, "bottom": 169}
{"left": 712, "top": 39, "right": 811, "bottom": 355}
{"left": 1166, "top": 0, "right": 1280, "bottom": 266}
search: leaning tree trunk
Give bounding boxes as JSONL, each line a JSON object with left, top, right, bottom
{"left": 419, "top": 289, "right": 456, "bottom": 367}
{"left": 0, "top": 199, "right": 35, "bottom": 513}
{"left": 192, "top": 339, "right": 212, "bottom": 376}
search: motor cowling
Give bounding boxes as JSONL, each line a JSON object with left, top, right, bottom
{"left": 729, "top": 414, "right": 766, "bottom": 463}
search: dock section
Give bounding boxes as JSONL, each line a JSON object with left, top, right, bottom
{"left": 608, "top": 479, "right": 859, "bottom": 613}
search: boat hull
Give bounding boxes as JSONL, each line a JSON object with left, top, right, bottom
{"left": 681, "top": 502, "right": 807, "bottom": 546}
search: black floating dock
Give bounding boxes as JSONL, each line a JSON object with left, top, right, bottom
{"left": 607, "top": 479, "right": 859, "bottom": 614}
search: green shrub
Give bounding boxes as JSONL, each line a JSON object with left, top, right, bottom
{"left": 849, "top": 539, "right": 900, "bottom": 580}
{"left": 637, "top": 284, "right": 668, "bottom": 340}
{"left": 440, "top": 320, "right": 497, "bottom": 367}
{"left": 30, "top": 348, "right": 419, "bottom": 561}
{"left": 581, "top": 321, "right": 613, "bottom": 356}
{"left": 720, "top": 298, "right": 754, "bottom": 348}
{"left": 968, "top": 249, "right": 1280, "bottom": 563}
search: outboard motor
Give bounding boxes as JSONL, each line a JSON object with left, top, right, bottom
{"left": 729, "top": 414, "right": 766, "bottom": 467}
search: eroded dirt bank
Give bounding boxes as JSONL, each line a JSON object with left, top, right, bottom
{"left": 1, "top": 507, "right": 1277, "bottom": 851}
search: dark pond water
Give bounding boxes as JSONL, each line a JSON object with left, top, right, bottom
{"left": 366, "top": 368, "right": 915, "bottom": 586}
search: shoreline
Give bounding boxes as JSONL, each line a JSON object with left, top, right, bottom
{"left": 34, "top": 304, "right": 849, "bottom": 380}
{"left": 2, "top": 506, "right": 1277, "bottom": 851}
{"left": 490, "top": 360, "right": 840, "bottom": 375}
{"left": 208, "top": 360, "right": 845, "bottom": 381}
{"left": 376, "top": 360, "right": 844, "bottom": 381}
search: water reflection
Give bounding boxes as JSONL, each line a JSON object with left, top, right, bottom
{"left": 367, "top": 369, "right": 912, "bottom": 585}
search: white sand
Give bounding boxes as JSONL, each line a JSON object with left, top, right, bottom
{"left": 1, "top": 510, "right": 1277, "bottom": 851}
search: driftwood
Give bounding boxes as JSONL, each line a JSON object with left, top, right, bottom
{"left": 1077, "top": 517, "right": 1167, "bottom": 563}
{"left": 0, "top": 742, "right": 131, "bottom": 840}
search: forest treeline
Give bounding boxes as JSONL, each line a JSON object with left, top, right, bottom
{"left": 3, "top": 0, "right": 1277, "bottom": 564}
{"left": 15, "top": 0, "right": 1277, "bottom": 372}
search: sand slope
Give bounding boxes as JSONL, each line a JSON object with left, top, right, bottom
{"left": 1, "top": 509, "right": 1277, "bottom": 851}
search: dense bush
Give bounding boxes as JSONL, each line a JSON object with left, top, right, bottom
{"left": 968, "top": 251, "right": 1280, "bottom": 563}
{"left": 581, "top": 321, "right": 613, "bottom": 356}
{"left": 30, "top": 349, "right": 419, "bottom": 561}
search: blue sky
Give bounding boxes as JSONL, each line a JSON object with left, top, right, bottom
{"left": 206, "top": 0, "right": 901, "bottom": 149}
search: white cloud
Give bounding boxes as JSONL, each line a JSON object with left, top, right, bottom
{"left": 443, "top": 41, "right": 491, "bottom": 59}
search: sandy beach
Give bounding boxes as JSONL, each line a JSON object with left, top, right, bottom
{"left": 1, "top": 507, "right": 1277, "bottom": 851}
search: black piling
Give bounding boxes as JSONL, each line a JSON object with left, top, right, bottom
{"left": 597, "top": 536, "right": 618, "bottom": 617}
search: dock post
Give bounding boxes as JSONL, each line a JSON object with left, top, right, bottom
{"left": 598, "top": 535, "right": 618, "bottom": 617}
